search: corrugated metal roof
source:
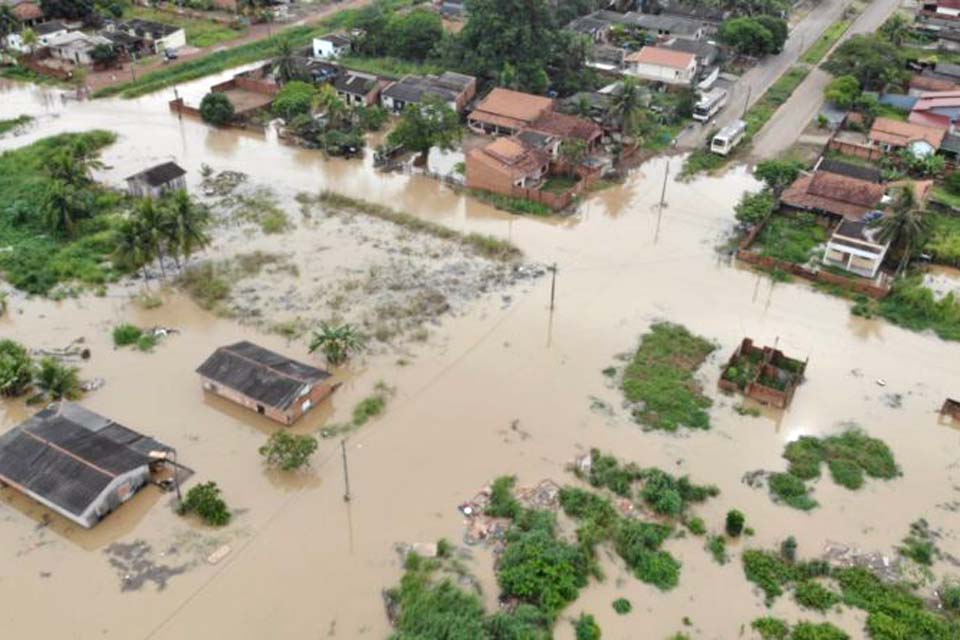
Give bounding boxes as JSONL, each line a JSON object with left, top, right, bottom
{"left": 196, "top": 341, "right": 330, "bottom": 410}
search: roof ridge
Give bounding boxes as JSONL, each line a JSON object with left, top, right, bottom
{"left": 222, "top": 345, "right": 315, "bottom": 385}
{"left": 20, "top": 429, "right": 117, "bottom": 479}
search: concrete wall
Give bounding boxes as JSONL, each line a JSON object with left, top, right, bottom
{"left": 201, "top": 376, "right": 335, "bottom": 425}
{"left": 627, "top": 61, "right": 695, "bottom": 84}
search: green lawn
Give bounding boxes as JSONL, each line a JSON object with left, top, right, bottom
{"left": 752, "top": 212, "right": 828, "bottom": 265}
{"left": 126, "top": 7, "right": 246, "bottom": 48}
{"left": 931, "top": 186, "right": 960, "bottom": 211}
{"left": 801, "top": 20, "right": 851, "bottom": 65}
{"left": 874, "top": 103, "right": 909, "bottom": 122}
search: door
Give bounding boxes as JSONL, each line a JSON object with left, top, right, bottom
{"left": 256, "top": 404, "right": 265, "bottom": 415}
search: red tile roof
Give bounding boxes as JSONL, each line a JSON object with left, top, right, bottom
{"left": 527, "top": 111, "right": 602, "bottom": 143}
{"left": 781, "top": 172, "right": 885, "bottom": 219}
{"left": 467, "top": 138, "right": 549, "bottom": 179}
{"left": 625, "top": 46, "right": 696, "bottom": 69}
{"left": 868, "top": 117, "right": 946, "bottom": 149}
{"left": 468, "top": 88, "right": 554, "bottom": 131}
{"left": 12, "top": 2, "right": 43, "bottom": 21}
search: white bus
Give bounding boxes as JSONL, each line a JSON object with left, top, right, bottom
{"left": 693, "top": 88, "right": 727, "bottom": 122}
{"left": 710, "top": 119, "right": 747, "bottom": 156}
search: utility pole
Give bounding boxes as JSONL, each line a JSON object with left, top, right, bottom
{"left": 742, "top": 85, "right": 752, "bottom": 118}
{"left": 130, "top": 52, "right": 137, "bottom": 82}
{"left": 340, "top": 439, "right": 351, "bottom": 502}
{"left": 172, "top": 449, "right": 182, "bottom": 507}
{"left": 548, "top": 263, "right": 557, "bottom": 310}
{"left": 655, "top": 161, "right": 669, "bottom": 243}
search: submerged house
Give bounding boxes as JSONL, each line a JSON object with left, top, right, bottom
{"left": 125, "top": 161, "right": 187, "bottom": 198}
{"left": 0, "top": 403, "right": 173, "bottom": 528}
{"left": 197, "top": 341, "right": 336, "bottom": 425}
{"left": 467, "top": 88, "right": 555, "bottom": 136}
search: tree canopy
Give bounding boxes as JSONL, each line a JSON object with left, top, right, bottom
{"left": 719, "top": 16, "right": 787, "bottom": 56}
{"left": 387, "top": 97, "right": 461, "bottom": 168}
{"left": 824, "top": 75, "right": 861, "bottom": 109}
{"left": 441, "top": 0, "right": 593, "bottom": 95}
{"left": 200, "top": 92, "right": 235, "bottom": 126}
{"left": 823, "top": 35, "right": 907, "bottom": 91}
{"left": 273, "top": 81, "right": 317, "bottom": 121}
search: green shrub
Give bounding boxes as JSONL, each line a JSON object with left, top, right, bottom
{"left": 0, "top": 339, "right": 35, "bottom": 397}
{"left": 614, "top": 520, "right": 679, "bottom": 590}
{"left": 795, "top": 581, "right": 841, "bottom": 612}
{"left": 898, "top": 519, "right": 938, "bottom": 566}
{"left": 941, "top": 580, "right": 960, "bottom": 612}
{"left": 136, "top": 333, "right": 158, "bottom": 352}
{"left": 259, "top": 431, "right": 319, "bottom": 471}
{"left": 584, "top": 449, "right": 641, "bottom": 496}
{"left": 487, "top": 475, "right": 522, "bottom": 519}
{"left": 752, "top": 617, "right": 790, "bottom": 640}
{"left": 686, "top": 517, "right": 706, "bottom": 536}
{"left": 272, "top": 81, "right": 317, "bottom": 121}
{"left": 791, "top": 622, "right": 849, "bottom": 640}
{"left": 497, "top": 513, "right": 591, "bottom": 617}
{"left": 726, "top": 510, "right": 746, "bottom": 537}
{"left": 35, "top": 357, "right": 81, "bottom": 400}
{"left": 574, "top": 613, "right": 601, "bottom": 640}
{"left": 112, "top": 323, "right": 143, "bottom": 346}
{"left": 178, "top": 481, "right": 231, "bottom": 526}
{"left": 707, "top": 535, "right": 728, "bottom": 565}
{"left": 612, "top": 598, "right": 632, "bottom": 615}
{"left": 200, "top": 92, "right": 235, "bottom": 126}
{"left": 769, "top": 472, "right": 818, "bottom": 510}
{"left": 780, "top": 536, "right": 798, "bottom": 563}
{"left": 743, "top": 549, "right": 798, "bottom": 604}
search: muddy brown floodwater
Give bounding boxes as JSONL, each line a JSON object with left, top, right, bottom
{"left": 2, "top": 72, "right": 960, "bottom": 640}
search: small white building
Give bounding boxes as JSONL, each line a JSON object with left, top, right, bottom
{"left": 823, "top": 217, "right": 891, "bottom": 279}
{"left": 312, "top": 33, "right": 351, "bottom": 59}
{"left": 47, "top": 31, "right": 111, "bottom": 66}
{"left": 114, "top": 19, "right": 186, "bottom": 55}
{"left": 624, "top": 46, "right": 697, "bottom": 85}
{"left": 125, "top": 161, "right": 187, "bottom": 198}
{"left": 5, "top": 20, "right": 68, "bottom": 53}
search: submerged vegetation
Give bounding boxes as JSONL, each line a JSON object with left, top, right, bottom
{"left": 178, "top": 481, "right": 231, "bottom": 526}
{"left": 308, "top": 191, "right": 523, "bottom": 262}
{"left": 768, "top": 430, "right": 899, "bottom": 510}
{"left": 619, "top": 322, "right": 716, "bottom": 431}
{"left": 853, "top": 276, "right": 960, "bottom": 342}
{"left": 742, "top": 536, "right": 960, "bottom": 639}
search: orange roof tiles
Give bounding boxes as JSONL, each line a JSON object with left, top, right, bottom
{"left": 625, "top": 46, "right": 696, "bottom": 69}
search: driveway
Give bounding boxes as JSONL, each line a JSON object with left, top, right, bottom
{"left": 750, "top": 0, "right": 905, "bottom": 159}
{"left": 676, "top": 0, "right": 855, "bottom": 150}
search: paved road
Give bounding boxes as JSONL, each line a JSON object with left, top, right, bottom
{"left": 676, "top": 0, "right": 855, "bottom": 149}
{"left": 750, "top": 0, "right": 904, "bottom": 159}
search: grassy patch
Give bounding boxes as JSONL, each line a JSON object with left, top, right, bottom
{"left": 930, "top": 187, "right": 960, "bottom": 211}
{"left": 0, "top": 65, "right": 67, "bottom": 87}
{"left": 541, "top": 175, "right": 580, "bottom": 195}
{"left": 707, "top": 535, "right": 728, "bottom": 565}
{"left": 0, "top": 115, "right": 32, "bottom": 136}
{"left": 319, "top": 381, "right": 393, "bottom": 438}
{"left": 862, "top": 276, "right": 960, "bottom": 342}
{"left": 752, "top": 213, "right": 828, "bottom": 265}
{"left": 310, "top": 191, "right": 523, "bottom": 261}
{"left": 925, "top": 211, "right": 960, "bottom": 266}
{"left": 620, "top": 322, "right": 716, "bottom": 431}
{"left": 339, "top": 54, "right": 443, "bottom": 79}
{"left": 0, "top": 131, "right": 124, "bottom": 295}
{"left": 125, "top": 7, "right": 245, "bottom": 48}
{"left": 612, "top": 598, "right": 632, "bottom": 615}
{"left": 801, "top": 20, "right": 852, "bottom": 64}
{"left": 898, "top": 519, "right": 939, "bottom": 566}
{"left": 468, "top": 188, "right": 554, "bottom": 217}
{"left": 874, "top": 103, "right": 909, "bottom": 122}
{"left": 768, "top": 429, "right": 898, "bottom": 510}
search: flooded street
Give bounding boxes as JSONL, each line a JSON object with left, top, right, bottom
{"left": 2, "top": 74, "right": 960, "bottom": 640}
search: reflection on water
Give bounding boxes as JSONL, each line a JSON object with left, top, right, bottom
{"left": 1, "top": 75, "right": 960, "bottom": 640}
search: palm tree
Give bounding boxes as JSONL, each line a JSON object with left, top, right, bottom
{"left": 114, "top": 216, "right": 155, "bottom": 286}
{"left": 273, "top": 38, "right": 298, "bottom": 84}
{"left": 308, "top": 322, "right": 365, "bottom": 366}
{"left": 162, "top": 190, "right": 211, "bottom": 269}
{"left": 135, "top": 198, "right": 170, "bottom": 279}
{"left": 46, "top": 143, "right": 104, "bottom": 187}
{"left": 610, "top": 78, "right": 642, "bottom": 139}
{"left": 313, "top": 84, "right": 348, "bottom": 128}
{"left": 44, "top": 180, "right": 91, "bottom": 237}
{"left": 873, "top": 185, "right": 929, "bottom": 276}
{"left": 35, "top": 357, "right": 81, "bottom": 401}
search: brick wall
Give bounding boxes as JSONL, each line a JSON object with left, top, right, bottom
{"left": 201, "top": 376, "right": 335, "bottom": 425}
{"left": 736, "top": 249, "right": 891, "bottom": 299}
{"left": 827, "top": 138, "right": 883, "bottom": 161}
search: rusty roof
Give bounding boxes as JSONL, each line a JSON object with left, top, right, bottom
{"left": 527, "top": 111, "right": 602, "bottom": 143}
{"left": 781, "top": 172, "right": 885, "bottom": 219}
{"left": 625, "top": 46, "right": 696, "bottom": 69}
{"left": 869, "top": 117, "right": 946, "bottom": 149}
{"left": 468, "top": 88, "right": 554, "bottom": 130}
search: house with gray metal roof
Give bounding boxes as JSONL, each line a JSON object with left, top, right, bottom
{"left": 381, "top": 72, "right": 477, "bottom": 114}
{"left": 0, "top": 403, "right": 173, "bottom": 528}
{"left": 197, "top": 341, "right": 336, "bottom": 424}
